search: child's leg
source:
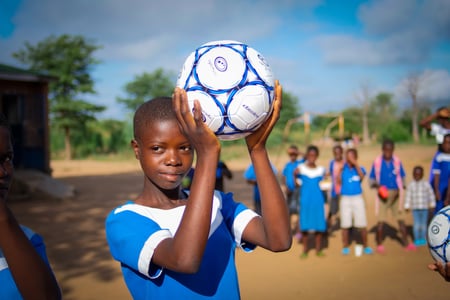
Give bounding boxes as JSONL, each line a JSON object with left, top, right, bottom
{"left": 315, "top": 232, "right": 322, "bottom": 253}
{"left": 376, "top": 222, "right": 384, "bottom": 245}
{"left": 412, "top": 209, "right": 420, "bottom": 242}
{"left": 341, "top": 228, "right": 350, "bottom": 248}
{"left": 360, "top": 228, "right": 368, "bottom": 247}
{"left": 301, "top": 231, "right": 309, "bottom": 255}
{"left": 417, "top": 209, "right": 428, "bottom": 242}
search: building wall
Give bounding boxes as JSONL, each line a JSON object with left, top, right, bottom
{"left": 0, "top": 79, "right": 50, "bottom": 173}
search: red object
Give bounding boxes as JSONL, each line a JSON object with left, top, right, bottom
{"left": 378, "top": 185, "right": 389, "bottom": 200}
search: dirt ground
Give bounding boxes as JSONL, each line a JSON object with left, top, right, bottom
{"left": 9, "top": 143, "right": 449, "bottom": 300}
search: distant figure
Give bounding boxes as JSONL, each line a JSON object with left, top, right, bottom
{"left": 419, "top": 107, "right": 450, "bottom": 152}
{"left": 294, "top": 145, "right": 327, "bottom": 258}
{"left": 328, "top": 144, "right": 344, "bottom": 231}
{"left": 432, "top": 134, "right": 450, "bottom": 213}
{"left": 244, "top": 162, "right": 278, "bottom": 215}
{"left": 215, "top": 160, "right": 233, "bottom": 192}
{"left": 338, "top": 148, "right": 373, "bottom": 256}
{"left": 281, "top": 145, "right": 304, "bottom": 241}
{"left": 404, "top": 166, "right": 436, "bottom": 246}
{"left": 369, "top": 139, "right": 416, "bottom": 254}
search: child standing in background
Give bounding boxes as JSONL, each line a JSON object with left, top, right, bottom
{"left": 328, "top": 145, "right": 344, "bottom": 231}
{"left": 294, "top": 145, "right": 327, "bottom": 258}
{"left": 432, "top": 134, "right": 450, "bottom": 213}
{"left": 369, "top": 139, "right": 416, "bottom": 253}
{"left": 338, "top": 148, "right": 373, "bottom": 255}
{"left": 281, "top": 145, "right": 304, "bottom": 240}
{"left": 404, "top": 166, "right": 436, "bottom": 246}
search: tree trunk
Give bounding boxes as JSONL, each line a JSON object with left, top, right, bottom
{"left": 64, "top": 126, "right": 72, "bottom": 160}
{"left": 411, "top": 95, "right": 419, "bottom": 143}
{"left": 362, "top": 103, "right": 370, "bottom": 145}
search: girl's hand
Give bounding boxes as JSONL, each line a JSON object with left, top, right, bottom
{"left": 172, "top": 88, "right": 220, "bottom": 154}
{"left": 245, "top": 80, "right": 282, "bottom": 152}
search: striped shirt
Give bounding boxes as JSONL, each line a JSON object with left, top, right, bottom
{"left": 404, "top": 180, "right": 436, "bottom": 210}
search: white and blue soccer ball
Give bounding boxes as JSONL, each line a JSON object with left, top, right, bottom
{"left": 428, "top": 205, "right": 450, "bottom": 264}
{"left": 176, "top": 40, "right": 275, "bottom": 140}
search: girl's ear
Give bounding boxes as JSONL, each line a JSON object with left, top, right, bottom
{"left": 131, "top": 139, "right": 140, "bottom": 159}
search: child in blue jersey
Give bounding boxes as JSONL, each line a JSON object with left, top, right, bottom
{"left": 281, "top": 145, "right": 304, "bottom": 241}
{"left": 327, "top": 145, "right": 344, "bottom": 232}
{"left": 432, "top": 134, "right": 450, "bottom": 213}
{"left": 338, "top": 148, "right": 373, "bottom": 255}
{"left": 244, "top": 162, "right": 278, "bottom": 215}
{"left": 281, "top": 145, "right": 303, "bottom": 215}
{"left": 105, "top": 84, "right": 291, "bottom": 300}
{"left": 294, "top": 145, "right": 327, "bottom": 258}
{"left": 0, "top": 114, "right": 61, "bottom": 300}
{"left": 369, "top": 139, "right": 415, "bottom": 254}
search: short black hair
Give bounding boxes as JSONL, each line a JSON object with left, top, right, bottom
{"left": 332, "top": 144, "right": 343, "bottom": 151}
{"left": 382, "top": 138, "right": 394, "bottom": 148}
{"left": 413, "top": 165, "right": 424, "bottom": 173}
{"left": 306, "top": 144, "right": 319, "bottom": 155}
{"left": 133, "top": 97, "right": 175, "bottom": 141}
{"left": 346, "top": 148, "right": 358, "bottom": 158}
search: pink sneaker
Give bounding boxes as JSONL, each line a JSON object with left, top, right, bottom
{"left": 405, "top": 243, "right": 417, "bottom": 251}
{"left": 376, "top": 245, "right": 386, "bottom": 254}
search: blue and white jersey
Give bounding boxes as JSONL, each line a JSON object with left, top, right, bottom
{"left": 105, "top": 191, "right": 258, "bottom": 300}
{"left": 282, "top": 159, "right": 303, "bottom": 191}
{"left": 0, "top": 226, "right": 50, "bottom": 300}
{"left": 340, "top": 163, "right": 366, "bottom": 196}
{"left": 432, "top": 152, "right": 450, "bottom": 192}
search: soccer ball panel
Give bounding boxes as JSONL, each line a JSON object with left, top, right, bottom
{"left": 186, "top": 90, "right": 224, "bottom": 133}
{"left": 228, "top": 85, "right": 271, "bottom": 131}
{"left": 196, "top": 47, "right": 246, "bottom": 90}
{"left": 427, "top": 206, "right": 450, "bottom": 264}
{"left": 176, "top": 40, "right": 274, "bottom": 141}
{"left": 246, "top": 47, "right": 275, "bottom": 88}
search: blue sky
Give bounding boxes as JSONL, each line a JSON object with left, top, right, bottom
{"left": 0, "top": 0, "right": 449, "bottom": 120}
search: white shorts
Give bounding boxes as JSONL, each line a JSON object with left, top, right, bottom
{"left": 340, "top": 194, "right": 367, "bottom": 229}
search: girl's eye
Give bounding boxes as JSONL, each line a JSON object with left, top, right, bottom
{"left": 181, "top": 145, "right": 192, "bottom": 152}
{"left": 151, "top": 146, "right": 162, "bottom": 152}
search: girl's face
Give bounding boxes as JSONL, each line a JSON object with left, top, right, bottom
{"left": 0, "top": 127, "right": 14, "bottom": 201}
{"left": 305, "top": 149, "right": 318, "bottom": 165}
{"left": 132, "top": 119, "right": 194, "bottom": 191}
{"left": 333, "top": 148, "right": 343, "bottom": 161}
{"left": 382, "top": 143, "right": 394, "bottom": 160}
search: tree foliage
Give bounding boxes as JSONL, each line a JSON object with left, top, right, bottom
{"left": 117, "top": 68, "right": 176, "bottom": 113}
{"left": 13, "top": 34, "right": 105, "bottom": 160}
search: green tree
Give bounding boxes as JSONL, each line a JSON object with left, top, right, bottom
{"left": 13, "top": 34, "right": 105, "bottom": 160}
{"left": 277, "top": 90, "right": 301, "bottom": 130}
{"left": 117, "top": 68, "right": 176, "bottom": 113}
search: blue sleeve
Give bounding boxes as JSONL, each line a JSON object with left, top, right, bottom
{"left": 361, "top": 166, "right": 367, "bottom": 176}
{"left": 369, "top": 163, "right": 376, "bottom": 180}
{"left": 105, "top": 209, "right": 165, "bottom": 277}
{"left": 329, "top": 160, "right": 333, "bottom": 173}
{"left": 243, "top": 165, "right": 256, "bottom": 180}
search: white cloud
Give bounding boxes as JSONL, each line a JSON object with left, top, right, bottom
{"left": 316, "top": 0, "right": 450, "bottom": 65}
{"left": 395, "top": 69, "right": 450, "bottom": 104}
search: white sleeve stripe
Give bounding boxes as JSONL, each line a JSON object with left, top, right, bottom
{"left": 0, "top": 258, "right": 8, "bottom": 272}
{"left": 138, "top": 229, "right": 172, "bottom": 279}
{"left": 233, "top": 209, "right": 259, "bottom": 246}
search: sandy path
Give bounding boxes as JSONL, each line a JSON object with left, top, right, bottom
{"left": 9, "top": 144, "right": 448, "bottom": 299}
